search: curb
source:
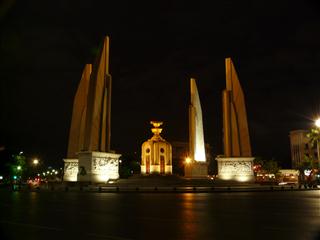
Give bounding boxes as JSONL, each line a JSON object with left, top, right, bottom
{"left": 8, "top": 185, "right": 320, "bottom": 194}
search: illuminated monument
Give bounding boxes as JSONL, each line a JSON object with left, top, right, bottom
{"left": 216, "top": 58, "right": 254, "bottom": 182}
{"left": 185, "top": 78, "right": 208, "bottom": 178}
{"left": 63, "top": 36, "right": 121, "bottom": 182}
{"left": 141, "top": 121, "right": 172, "bottom": 175}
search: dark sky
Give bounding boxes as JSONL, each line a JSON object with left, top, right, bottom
{"left": 1, "top": 0, "right": 320, "bottom": 168}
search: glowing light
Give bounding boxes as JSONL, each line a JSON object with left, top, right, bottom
{"left": 17, "top": 166, "right": 21, "bottom": 170}
{"left": 304, "top": 169, "right": 311, "bottom": 176}
{"left": 98, "top": 175, "right": 109, "bottom": 182}
{"left": 0, "top": 176, "right": 3, "bottom": 180}
{"left": 316, "top": 118, "right": 320, "bottom": 128}
{"left": 33, "top": 159, "right": 39, "bottom": 165}
{"left": 236, "top": 175, "right": 251, "bottom": 182}
{"left": 219, "top": 173, "right": 233, "bottom": 180}
{"left": 185, "top": 157, "right": 191, "bottom": 164}
{"left": 194, "top": 151, "right": 206, "bottom": 162}
{"left": 37, "top": 173, "right": 40, "bottom": 176}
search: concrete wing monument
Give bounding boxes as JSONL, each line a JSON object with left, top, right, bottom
{"left": 185, "top": 78, "right": 208, "bottom": 178}
{"left": 216, "top": 58, "right": 254, "bottom": 182}
{"left": 223, "top": 58, "right": 251, "bottom": 157}
{"left": 67, "top": 64, "right": 92, "bottom": 159}
{"left": 84, "top": 36, "right": 112, "bottom": 153}
{"left": 64, "top": 36, "right": 121, "bottom": 183}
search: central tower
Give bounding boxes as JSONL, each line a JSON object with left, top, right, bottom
{"left": 141, "top": 121, "right": 173, "bottom": 175}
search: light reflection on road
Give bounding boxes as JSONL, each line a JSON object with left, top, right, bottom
{"left": 0, "top": 190, "right": 319, "bottom": 240}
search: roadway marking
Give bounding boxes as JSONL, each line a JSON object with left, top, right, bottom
{"left": 0, "top": 220, "right": 133, "bottom": 240}
{"left": 0, "top": 219, "right": 63, "bottom": 231}
{"left": 87, "top": 233, "right": 133, "bottom": 240}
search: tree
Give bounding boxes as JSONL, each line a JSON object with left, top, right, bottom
{"left": 306, "top": 128, "right": 320, "bottom": 169}
{"left": 300, "top": 154, "right": 314, "bottom": 170}
{"left": 119, "top": 153, "right": 140, "bottom": 178}
{"left": 306, "top": 128, "right": 320, "bottom": 148}
{"left": 263, "top": 159, "right": 280, "bottom": 175}
{"left": 8, "top": 152, "right": 28, "bottom": 181}
{"left": 253, "top": 157, "right": 280, "bottom": 174}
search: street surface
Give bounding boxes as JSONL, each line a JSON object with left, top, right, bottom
{"left": 0, "top": 190, "right": 319, "bottom": 240}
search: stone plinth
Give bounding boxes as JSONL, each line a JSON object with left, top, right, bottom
{"left": 63, "top": 151, "right": 121, "bottom": 183}
{"left": 184, "top": 162, "right": 208, "bottom": 178}
{"left": 63, "top": 159, "right": 79, "bottom": 182}
{"left": 78, "top": 151, "right": 121, "bottom": 183}
{"left": 216, "top": 157, "right": 254, "bottom": 182}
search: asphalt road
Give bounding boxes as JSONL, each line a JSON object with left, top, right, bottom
{"left": 0, "top": 190, "right": 319, "bottom": 240}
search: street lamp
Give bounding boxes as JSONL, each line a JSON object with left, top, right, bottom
{"left": 185, "top": 157, "right": 191, "bottom": 164}
{"left": 17, "top": 166, "right": 21, "bottom": 171}
{"left": 33, "top": 159, "right": 39, "bottom": 165}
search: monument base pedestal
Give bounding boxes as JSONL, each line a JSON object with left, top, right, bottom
{"left": 216, "top": 157, "right": 255, "bottom": 182}
{"left": 63, "top": 159, "right": 78, "bottom": 182}
{"left": 184, "top": 162, "right": 208, "bottom": 178}
{"left": 63, "top": 151, "right": 121, "bottom": 183}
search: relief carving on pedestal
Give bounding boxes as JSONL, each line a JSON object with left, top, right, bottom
{"left": 92, "top": 157, "right": 118, "bottom": 173}
{"left": 64, "top": 162, "right": 78, "bottom": 176}
{"left": 220, "top": 161, "right": 252, "bottom": 175}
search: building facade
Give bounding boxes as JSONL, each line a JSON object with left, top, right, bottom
{"left": 289, "top": 130, "right": 316, "bottom": 169}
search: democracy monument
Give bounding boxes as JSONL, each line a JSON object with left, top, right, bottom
{"left": 63, "top": 36, "right": 254, "bottom": 184}
{"left": 216, "top": 58, "right": 254, "bottom": 182}
{"left": 63, "top": 36, "right": 121, "bottom": 183}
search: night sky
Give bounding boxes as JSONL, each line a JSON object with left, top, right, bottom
{"left": 1, "top": 0, "right": 320, "bottom": 168}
